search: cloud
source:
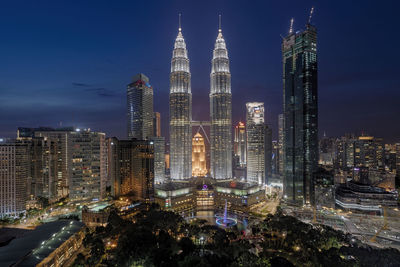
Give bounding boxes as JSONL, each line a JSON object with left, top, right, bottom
{"left": 84, "top": 87, "right": 117, "bottom": 97}
{"left": 72, "top": 82, "right": 118, "bottom": 97}
{"left": 72, "top": 82, "right": 91, "bottom": 87}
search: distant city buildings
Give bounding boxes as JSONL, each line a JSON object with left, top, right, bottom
{"left": 282, "top": 22, "right": 318, "bottom": 205}
{"left": 127, "top": 73, "right": 154, "bottom": 140}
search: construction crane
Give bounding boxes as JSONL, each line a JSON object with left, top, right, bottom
{"left": 370, "top": 206, "right": 388, "bottom": 243}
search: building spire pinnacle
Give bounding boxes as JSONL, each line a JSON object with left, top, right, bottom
{"left": 178, "top": 13, "right": 182, "bottom": 32}
{"left": 289, "top": 18, "right": 294, "bottom": 34}
{"left": 219, "top": 14, "right": 222, "bottom": 33}
{"left": 308, "top": 6, "right": 314, "bottom": 24}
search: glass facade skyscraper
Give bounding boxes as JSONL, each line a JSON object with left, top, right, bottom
{"left": 127, "top": 73, "right": 154, "bottom": 140}
{"left": 246, "top": 102, "right": 266, "bottom": 185}
{"left": 234, "top": 122, "right": 246, "bottom": 168}
{"left": 278, "top": 114, "right": 284, "bottom": 175}
{"left": 210, "top": 26, "right": 232, "bottom": 179}
{"left": 282, "top": 23, "right": 318, "bottom": 205}
{"left": 169, "top": 25, "right": 192, "bottom": 179}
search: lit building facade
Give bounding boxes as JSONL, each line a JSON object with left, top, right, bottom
{"left": 334, "top": 134, "right": 385, "bottom": 176}
{"left": 127, "top": 73, "right": 154, "bottom": 140}
{"left": 0, "top": 140, "right": 28, "bottom": 218}
{"left": 107, "top": 138, "right": 154, "bottom": 201}
{"left": 234, "top": 122, "right": 246, "bottom": 167}
{"left": 150, "top": 137, "right": 165, "bottom": 184}
{"left": 192, "top": 133, "right": 207, "bottom": 177}
{"left": 19, "top": 127, "right": 73, "bottom": 198}
{"left": 153, "top": 112, "right": 161, "bottom": 137}
{"left": 169, "top": 24, "right": 192, "bottom": 180}
{"left": 282, "top": 23, "right": 318, "bottom": 205}
{"left": 29, "top": 137, "right": 58, "bottom": 201}
{"left": 69, "top": 130, "right": 106, "bottom": 201}
{"left": 278, "top": 114, "right": 284, "bottom": 175}
{"left": 210, "top": 25, "right": 232, "bottom": 179}
{"left": 246, "top": 102, "right": 266, "bottom": 185}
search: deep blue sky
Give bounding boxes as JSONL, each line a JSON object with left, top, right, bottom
{"left": 1, "top": 0, "right": 399, "bottom": 142}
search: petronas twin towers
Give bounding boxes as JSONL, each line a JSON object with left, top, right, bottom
{"left": 169, "top": 18, "right": 232, "bottom": 180}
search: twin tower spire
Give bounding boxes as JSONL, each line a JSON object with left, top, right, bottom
{"left": 169, "top": 15, "right": 232, "bottom": 180}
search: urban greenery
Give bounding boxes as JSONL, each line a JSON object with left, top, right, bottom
{"left": 72, "top": 205, "right": 400, "bottom": 267}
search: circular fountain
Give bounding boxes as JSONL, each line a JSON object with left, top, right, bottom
{"left": 215, "top": 200, "right": 237, "bottom": 228}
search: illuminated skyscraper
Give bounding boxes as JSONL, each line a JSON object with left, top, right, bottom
{"left": 234, "top": 122, "right": 246, "bottom": 167}
{"left": 69, "top": 130, "right": 106, "bottom": 200}
{"left": 192, "top": 132, "right": 207, "bottom": 177}
{"left": 282, "top": 21, "right": 318, "bottom": 204}
{"left": 153, "top": 112, "right": 161, "bottom": 137}
{"left": 127, "top": 73, "right": 154, "bottom": 140}
{"left": 246, "top": 103, "right": 266, "bottom": 185}
{"left": 150, "top": 136, "right": 166, "bottom": 184}
{"left": 169, "top": 20, "right": 192, "bottom": 180}
{"left": 0, "top": 140, "right": 28, "bottom": 218}
{"left": 278, "top": 114, "right": 284, "bottom": 175}
{"left": 210, "top": 20, "right": 232, "bottom": 179}
{"left": 107, "top": 137, "right": 154, "bottom": 201}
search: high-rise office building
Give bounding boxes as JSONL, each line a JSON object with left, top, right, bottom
{"left": 153, "top": 112, "right": 161, "bottom": 137}
{"left": 272, "top": 140, "right": 279, "bottom": 174}
{"left": 29, "top": 137, "right": 58, "bottom": 201}
{"left": 354, "top": 135, "right": 384, "bottom": 171}
{"left": 246, "top": 102, "right": 266, "bottom": 185}
{"left": 169, "top": 23, "right": 192, "bottom": 179}
{"left": 192, "top": 133, "right": 207, "bottom": 177}
{"left": 265, "top": 125, "right": 273, "bottom": 184}
{"left": 107, "top": 138, "right": 154, "bottom": 201}
{"left": 210, "top": 23, "right": 232, "bottom": 179}
{"left": 127, "top": 73, "right": 154, "bottom": 140}
{"left": 150, "top": 137, "right": 165, "bottom": 184}
{"left": 334, "top": 134, "right": 385, "bottom": 174}
{"left": 69, "top": 130, "right": 106, "bottom": 200}
{"left": 18, "top": 127, "right": 72, "bottom": 198}
{"left": 282, "top": 22, "right": 318, "bottom": 204}
{"left": 278, "top": 114, "right": 284, "bottom": 175}
{"left": 234, "top": 122, "right": 246, "bottom": 167}
{"left": 0, "top": 140, "right": 28, "bottom": 218}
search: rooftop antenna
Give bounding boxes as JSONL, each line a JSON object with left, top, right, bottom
{"left": 219, "top": 14, "right": 222, "bottom": 32}
{"left": 308, "top": 6, "right": 314, "bottom": 24}
{"left": 289, "top": 18, "right": 294, "bottom": 34}
{"left": 178, "top": 13, "right": 181, "bottom": 31}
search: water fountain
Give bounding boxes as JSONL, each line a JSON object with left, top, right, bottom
{"left": 215, "top": 199, "right": 237, "bottom": 227}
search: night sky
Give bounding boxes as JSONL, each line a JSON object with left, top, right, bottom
{"left": 1, "top": 0, "right": 399, "bottom": 143}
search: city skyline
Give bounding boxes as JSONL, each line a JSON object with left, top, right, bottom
{"left": 1, "top": 1, "right": 399, "bottom": 143}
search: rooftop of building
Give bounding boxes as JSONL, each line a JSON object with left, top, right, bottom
{"left": 336, "top": 180, "right": 398, "bottom": 198}
{"left": 155, "top": 182, "right": 192, "bottom": 192}
{"left": 214, "top": 180, "right": 260, "bottom": 190}
{"left": 0, "top": 220, "right": 84, "bottom": 267}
